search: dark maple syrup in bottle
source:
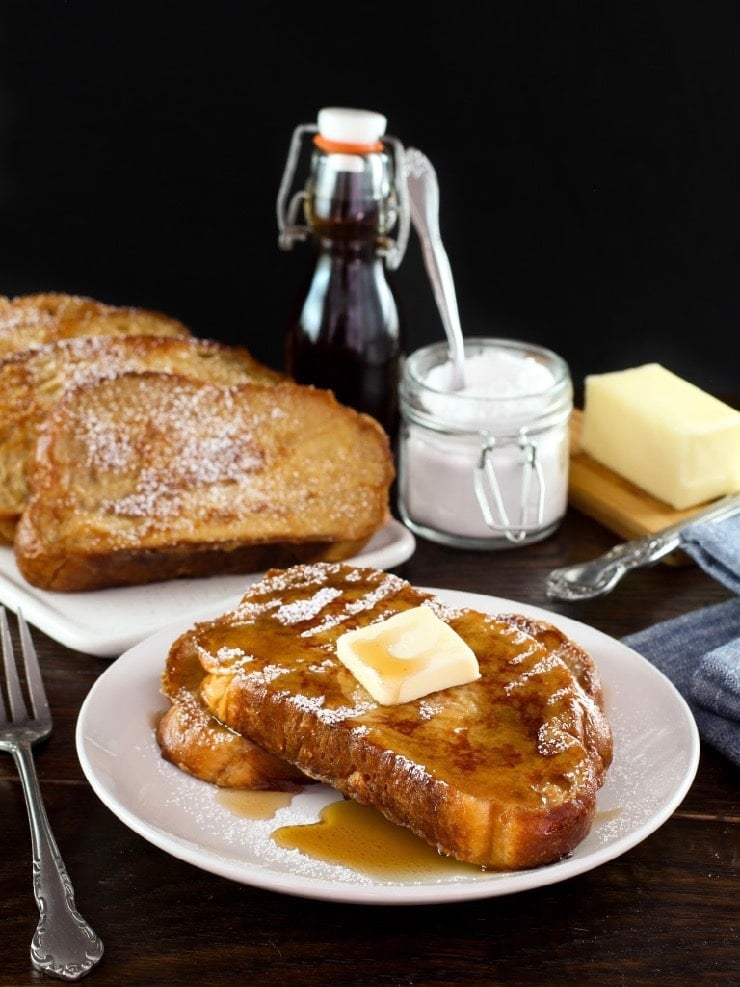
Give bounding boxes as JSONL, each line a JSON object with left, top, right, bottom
{"left": 278, "top": 107, "right": 406, "bottom": 438}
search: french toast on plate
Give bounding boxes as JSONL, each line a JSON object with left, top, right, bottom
{"left": 0, "top": 334, "right": 287, "bottom": 542}
{"left": 158, "top": 562, "right": 613, "bottom": 871}
{"left": 158, "top": 626, "right": 309, "bottom": 789}
{"left": 14, "top": 375, "right": 394, "bottom": 591}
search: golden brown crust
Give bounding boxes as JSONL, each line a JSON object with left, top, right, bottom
{"left": 157, "top": 629, "right": 308, "bottom": 789}
{"left": 14, "top": 375, "right": 394, "bottom": 591}
{"left": 497, "top": 612, "right": 613, "bottom": 781}
{"left": 0, "top": 292, "right": 192, "bottom": 357}
{"left": 0, "top": 334, "right": 288, "bottom": 542}
{"left": 178, "top": 562, "right": 612, "bottom": 871}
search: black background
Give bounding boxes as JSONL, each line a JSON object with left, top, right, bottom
{"left": 0, "top": 2, "right": 737, "bottom": 394}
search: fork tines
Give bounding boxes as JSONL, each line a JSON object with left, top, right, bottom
{"left": 0, "top": 607, "right": 50, "bottom": 726}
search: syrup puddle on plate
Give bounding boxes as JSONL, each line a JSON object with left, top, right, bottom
{"left": 276, "top": 796, "right": 481, "bottom": 879}
{"left": 219, "top": 789, "right": 481, "bottom": 878}
{"left": 216, "top": 788, "right": 294, "bottom": 821}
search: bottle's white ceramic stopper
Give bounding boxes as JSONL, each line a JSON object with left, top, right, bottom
{"left": 317, "top": 107, "right": 387, "bottom": 144}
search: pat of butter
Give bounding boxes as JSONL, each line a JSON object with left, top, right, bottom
{"left": 581, "top": 363, "right": 740, "bottom": 510}
{"left": 335, "top": 606, "right": 480, "bottom": 706}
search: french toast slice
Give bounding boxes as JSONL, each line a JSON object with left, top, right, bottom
{"left": 156, "top": 583, "right": 611, "bottom": 803}
{"left": 0, "top": 334, "right": 287, "bottom": 542}
{"left": 0, "top": 292, "right": 192, "bottom": 357}
{"left": 177, "top": 562, "right": 612, "bottom": 871}
{"left": 157, "top": 623, "right": 309, "bottom": 789}
{"left": 13, "top": 375, "right": 394, "bottom": 592}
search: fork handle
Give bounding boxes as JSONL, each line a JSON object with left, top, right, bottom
{"left": 14, "top": 745, "right": 104, "bottom": 981}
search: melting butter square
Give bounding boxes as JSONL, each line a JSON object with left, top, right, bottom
{"left": 335, "top": 605, "right": 480, "bottom": 705}
{"left": 581, "top": 363, "right": 740, "bottom": 509}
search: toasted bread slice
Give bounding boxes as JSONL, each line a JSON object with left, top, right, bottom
{"left": 157, "top": 624, "right": 309, "bottom": 789}
{"left": 0, "top": 291, "right": 114, "bottom": 329}
{"left": 178, "top": 562, "right": 612, "bottom": 871}
{"left": 0, "top": 334, "right": 287, "bottom": 542}
{"left": 14, "top": 375, "right": 394, "bottom": 592}
{"left": 0, "top": 292, "right": 191, "bottom": 357}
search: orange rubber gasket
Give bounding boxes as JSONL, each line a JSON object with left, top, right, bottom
{"left": 313, "top": 134, "right": 384, "bottom": 154}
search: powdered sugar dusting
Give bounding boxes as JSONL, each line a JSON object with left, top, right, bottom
{"left": 37, "top": 375, "right": 391, "bottom": 552}
{"left": 277, "top": 587, "right": 344, "bottom": 625}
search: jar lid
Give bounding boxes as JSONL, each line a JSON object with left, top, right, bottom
{"left": 317, "top": 107, "right": 387, "bottom": 146}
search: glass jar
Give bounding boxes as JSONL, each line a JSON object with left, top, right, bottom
{"left": 398, "top": 338, "right": 573, "bottom": 549}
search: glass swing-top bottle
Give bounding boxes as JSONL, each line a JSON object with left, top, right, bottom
{"left": 276, "top": 107, "right": 410, "bottom": 437}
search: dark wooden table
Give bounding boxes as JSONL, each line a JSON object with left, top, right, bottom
{"left": 1, "top": 506, "right": 737, "bottom": 987}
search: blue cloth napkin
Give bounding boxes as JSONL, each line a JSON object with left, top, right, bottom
{"left": 622, "top": 513, "right": 740, "bottom": 768}
{"left": 623, "top": 597, "right": 740, "bottom": 767}
{"left": 679, "top": 512, "right": 740, "bottom": 594}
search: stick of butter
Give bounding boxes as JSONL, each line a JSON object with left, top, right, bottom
{"left": 335, "top": 605, "right": 480, "bottom": 706}
{"left": 581, "top": 363, "right": 740, "bottom": 510}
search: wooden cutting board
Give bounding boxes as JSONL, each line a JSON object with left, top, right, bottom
{"left": 568, "top": 410, "right": 707, "bottom": 565}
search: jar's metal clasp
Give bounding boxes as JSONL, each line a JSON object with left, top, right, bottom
{"left": 473, "top": 436, "right": 546, "bottom": 543}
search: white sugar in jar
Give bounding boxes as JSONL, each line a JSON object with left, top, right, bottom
{"left": 398, "top": 339, "right": 572, "bottom": 548}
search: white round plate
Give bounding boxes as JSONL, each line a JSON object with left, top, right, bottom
{"left": 75, "top": 588, "right": 699, "bottom": 905}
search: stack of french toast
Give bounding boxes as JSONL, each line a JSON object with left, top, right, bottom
{"left": 0, "top": 292, "right": 394, "bottom": 591}
{"left": 157, "top": 561, "right": 614, "bottom": 871}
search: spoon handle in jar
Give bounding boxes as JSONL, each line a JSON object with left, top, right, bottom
{"left": 404, "top": 147, "right": 466, "bottom": 389}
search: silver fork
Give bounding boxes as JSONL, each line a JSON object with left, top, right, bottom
{"left": 0, "top": 606, "right": 104, "bottom": 981}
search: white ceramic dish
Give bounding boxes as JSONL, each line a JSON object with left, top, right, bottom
{"left": 76, "top": 588, "right": 699, "bottom": 905}
{"left": 0, "top": 519, "right": 415, "bottom": 658}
